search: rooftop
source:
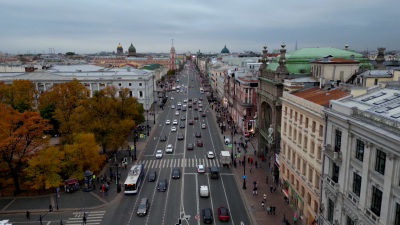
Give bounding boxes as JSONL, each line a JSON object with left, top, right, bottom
{"left": 291, "top": 86, "right": 350, "bottom": 107}
{"left": 358, "top": 70, "right": 392, "bottom": 77}
{"left": 311, "top": 57, "right": 360, "bottom": 64}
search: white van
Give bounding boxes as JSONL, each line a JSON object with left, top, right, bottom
{"left": 199, "top": 185, "right": 209, "bottom": 198}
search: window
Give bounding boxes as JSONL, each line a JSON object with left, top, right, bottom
{"left": 289, "top": 126, "right": 292, "bottom": 137}
{"left": 297, "top": 157, "right": 301, "bottom": 170}
{"left": 293, "top": 129, "right": 297, "bottom": 141}
{"left": 300, "top": 114, "right": 303, "bottom": 124}
{"left": 118, "top": 83, "right": 121, "bottom": 86}
{"left": 315, "top": 174, "right": 320, "bottom": 190}
{"left": 307, "top": 192, "right": 311, "bottom": 204}
{"left": 285, "top": 107, "right": 288, "bottom": 116}
{"left": 301, "top": 186, "right": 305, "bottom": 197}
{"left": 395, "top": 203, "right": 400, "bottom": 225}
{"left": 371, "top": 186, "right": 383, "bottom": 216}
{"left": 304, "top": 137, "right": 308, "bottom": 149}
{"left": 332, "top": 163, "right": 339, "bottom": 183}
{"left": 303, "top": 162, "right": 307, "bottom": 176}
{"left": 129, "top": 83, "right": 132, "bottom": 86}
{"left": 288, "top": 148, "right": 291, "bottom": 160}
{"left": 317, "top": 146, "right": 322, "bottom": 160}
{"left": 375, "top": 150, "right": 386, "bottom": 175}
{"left": 319, "top": 125, "right": 323, "bottom": 137}
{"left": 310, "top": 142, "right": 315, "bottom": 155}
{"left": 139, "top": 83, "right": 142, "bottom": 86}
{"left": 314, "top": 201, "right": 318, "bottom": 213}
{"left": 305, "top": 117, "right": 309, "bottom": 128}
{"left": 312, "top": 121, "right": 316, "bottom": 132}
{"left": 353, "top": 173, "right": 362, "bottom": 197}
{"left": 139, "top": 91, "right": 143, "bottom": 98}
{"left": 245, "top": 88, "right": 248, "bottom": 94}
{"left": 374, "top": 79, "right": 378, "bottom": 85}
{"left": 347, "top": 216, "right": 355, "bottom": 225}
{"left": 296, "top": 180, "right": 299, "bottom": 190}
{"left": 284, "top": 123, "right": 287, "bottom": 133}
{"left": 335, "top": 129, "right": 342, "bottom": 152}
{"left": 129, "top": 91, "right": 132, "bottom": 97}
{"left": 299, "top": 133, "right": 302, "bottom": 145}
{"left": 295, "top": 112, "right": 298, "bottom": 122}
{"left": 355, "top": 139, "right": 364, "bottom": 162}
{"left": 290, "top": 109, "right": 293, "bottom": 118}
{"left": 309, "top": 168, "right": 313, "bottom": 183}
{"left": 328, "top": 198, "right": 334, "bottom": 224}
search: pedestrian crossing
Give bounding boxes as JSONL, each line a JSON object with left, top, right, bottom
{"left": 139, "top": 158, "right": 221, "bottom": 169}
{"left": 67, "top": 211, "right": 105, "bottom": 225}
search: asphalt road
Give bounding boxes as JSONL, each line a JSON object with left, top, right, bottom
{"left": 101, "top": 62, "right": 251, "bottom": 225}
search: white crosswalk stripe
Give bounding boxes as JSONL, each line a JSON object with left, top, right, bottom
{"left": 139, "top": 158, "right": 224, "bottom": 169}
{"left": 67, "top": 211, "right": 105, "bottom": 225}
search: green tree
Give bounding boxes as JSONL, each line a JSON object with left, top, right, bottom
{"left": 0, "top": 80, "right": 38, "bottom": 112}
{"left": 65, "top": 52, "right": 75, "bottom": 55}
{"left": 167, "top": 69, "right": 175, "bottom": 75}
{"left": 39, "top": 103, "right": 60, "bottom": 137}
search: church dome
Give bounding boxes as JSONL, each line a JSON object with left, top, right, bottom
{"left": 129, "top": 43, "right": 136, "bottom": 52}
{"left": 221, "top": 45, "right": 230, "bottom": 54}
{"left": 117, "top": 43, "right": 123, "bottom": 51}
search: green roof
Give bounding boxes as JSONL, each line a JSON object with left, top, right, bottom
{"left": 221, "top": 45, "right": 230, "bottom": 54}
{"left": 140, "top": 63, "right": 162, "bottom": 70}
{"left": 129, "top": 43, "right": 136, "bottom": 51}
{"left": 267, "top": 47, "right": 372, "bottom": 74}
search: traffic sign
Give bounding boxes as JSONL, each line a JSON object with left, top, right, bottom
{"left": 237, "top": 153, "right": 240, "bottom": 157}
{"left": 140, "top": 134, "right": 144, "bottom": 138}
{"left": 242, "top": 175, "right": 246, "bottom": 179}
{"left": 194, "top": 215, "right": 199, "bottom": 219}
{"left": 228, "top": 144, "right": 232, "bottom": 148}
{"left": 130, "top": 145, "right": 134, "bottom": 150}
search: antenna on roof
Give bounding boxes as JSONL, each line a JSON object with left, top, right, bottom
{"left": 172, "top": 39, "right": 174, "bottom": 47}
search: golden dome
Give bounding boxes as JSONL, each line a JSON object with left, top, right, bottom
{"left": 117, "top": 43, "right": 122, "bottom": 48}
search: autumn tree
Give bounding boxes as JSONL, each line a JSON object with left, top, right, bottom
{"left": 0, "top": 104, "right": 51, "bottom": 194}
{"left": 0, "top": 80, "right": 38, "bottom": 112}
{"left": 63, "top": 133, "right": 105, "bottom": 180}
{"left": 24, "top": 145, "right": 64, "bottom": 190}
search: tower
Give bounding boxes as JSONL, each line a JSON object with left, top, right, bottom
{"left": 169, "top": 39, "right": 176, "bottom": 70}
{"left": 117, "top": 43, "right": 123, "bottom": 54}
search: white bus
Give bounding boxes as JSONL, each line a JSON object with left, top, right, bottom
{"left": 199, "top": 87, "right": 204, "bottom": 94}
{"left": 124, "top": 164, "right": 144, "bottom": 194}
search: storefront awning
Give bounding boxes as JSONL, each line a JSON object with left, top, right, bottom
{"left": 285, "top": 180, "right": 304, "bottom": 204}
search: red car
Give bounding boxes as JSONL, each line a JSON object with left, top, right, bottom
{"left": 194, "top": 116, "right": 199, "bottom": 120}
{"left": 194, "top": 107, "right": 198, "bottom": 111}
{"left": 199, "top": 98, "right": 203, "bottom": 101}
{"left": 188, "top": 120, "right": 194, "bottom": 125}
{"left": 197, "top": 140, "right": 203, "bottom": 147}
{"left": 217, "top": 207, "right": 229, "bottom": 221}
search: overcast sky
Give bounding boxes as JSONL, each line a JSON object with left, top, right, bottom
{"left": 1, "top": 0, "right": 399, "bottom": 54}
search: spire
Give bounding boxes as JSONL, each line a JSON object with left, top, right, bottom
{"left": 172, "top": 39, "right": 174, "bottom": 48}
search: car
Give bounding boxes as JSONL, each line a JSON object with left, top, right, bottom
{"left": 175, "top": 111, "right": 180, "bottom": 115}
{"left": 195, "top": 132, "right": 202, "bottom": 138}
{"left": 199, "top": 185, "right": 209, "bottom": 197}
{"left": 148, "top": 171, "right": 157, "bottom": 182}
{"left": 199, "top": 108, "right": 203, "bottom": 112}
{"left": 199, "top": 104, "right": 203, "bottom": 107}
{"left": 197, "top": 140, "right": 203, "bottom": 147}
{"left": 194, "top": 107, "right": 198, "bottom": 111}
{"left": 183, "top": 99, "right": 187, "bottom": 103}
{"left": 166, "top": 144, "right": 173, "bottom": 153}
{"left": 199, "top": 97, "right": 203, "bottom": 101}
{"left": 207, "top": 151, "right": 214, "bottom": 159}
{"left": 177, "top": 105, "right": 181, "bottom": 110}
{"left": 188, "top": 98, "right": 192, "bottom": 101}
{"left": 218, "top": 207, "right": 230, "bottom": 221}
{"left": 171, "top": 105, "right": 175, "bottom": 109}
{"left": 137, "top": 198, "right": 150, "bottom": 216}
{"left": 172, "top": 168, "right": 180, "bottom": 179}
{"left": 188, "top": 120, "right": 194, "bottom": 125}
{"left": 178, "top": 102, "right": 182, "bottom": 106}
{"left": 170, "top": 97, "right": 174, "bottom": 100}
{"left": 156, "top": 150, "right": 163, "bottom": 158}
{"left": 194, "top": 116, "right": 199, "bottom": 120}
{"left": 187, "top": 143, "right": 194, "bottom": 150}
{"left": 159, "top": 135, "right": 167, "bottom": 141}
{"left": 157, "top": 179, "right": 168, "bottom": 192}
{"left": 180, "top": 116, "right": 186, "bottom": 121}
{"left": 177, "top": 133, "right": 184, "bottom": 140}
{"left": 197, "top": 165, "right": 205, "bottom": 173}
{"left": 171, "top": 126, "right": 177, "bottom": 132}
{"left": 193, "top": 101, "right": 197, "bottom": 105}
{"left": 202, "top": 113, "right": 206, "bottom": 117}
{"left": 202, "top": 208, "right": 213, "bottom": 224}
{"left": 179, "top": 123, "right": 185, "bottom": 128}
{"left": 201, "top": 124, "right": 206, "bottom": 129}
{"left": 165, "top": 120, "right": 171, "bottom": 125}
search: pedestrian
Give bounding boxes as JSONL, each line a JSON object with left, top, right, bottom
{"left": 97, "top": 176, "right": 100, "bottom": 184}
{"left": 270, "top": 185, "right": 273, "bottom": 193}
{"left": 249, "top": 166, "right": 252, "bottom": 173}
{"left": 272, "top": 206, "right": 276, "bottom": 215}
{"left": 261, "top": 201, "right": 265, "bottom": 210}
{"left": 266, "top": 176, "right": 269, "bottom": 184}
{"left": 253, "top": 181, "right": 256, "bottom": 188}
{"left": 26, "top": 211, "right": 30, "bottom": 219}
{"left": 223, "top": 136, "right": 225, "bottom": 140}
{"left": 250, "top": 204, "right": 254, "bottom": 212}
{"left": 293, "top": 216, "right": 297, "bottom": 224}
{"left": 255, "top": 162, "right": 258, "bottom": 169}
{"left": 254, "top": 187, "right": 258, "bottom": 195}
{"left": 252, "top": 187, "right": 256, "bottom": 195}
{"left": 263, "top": 193, "right": 267, "bottom": 201}
{"left": 109, "top": 167, "right": 112, "bottom": 174}
{"left": 239, "top": 160, "right": 241, "bottom": 166}
{"left": 267, "top": 206, "right": 270, "bottom": 215}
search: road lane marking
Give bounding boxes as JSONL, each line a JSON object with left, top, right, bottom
{"left": 221, "top": 175, "right": 235, "bottom": 225}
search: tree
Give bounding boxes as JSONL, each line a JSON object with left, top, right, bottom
{"left": 167, "top": 69, "right": 175, "bottom": 75}
{"left": 24, "top": 145, "right": 64, "bottom": 190}
{"left": 39, "top": 103, "right": 60, "bottom": 137}
{"left": 0, "top": 104, "right": 51, "bottom": 194}
{"left": 0, "top": 80, "right": 38, "bottom": 112}
{"left": 63, "top": 133, "right": 105, "bottom": 180}
{"left": 65, "top": 52, "right": 75, "bottom": 56}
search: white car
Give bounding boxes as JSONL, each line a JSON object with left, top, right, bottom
{"left": 199, "top": 185, "right": 209, "bottom": 197}
{"left": 170, "top": 97, "right": 174, "bottom": 100}
{"left": 197, "top": 165, "right": 205, "bottom": 173}
{"left": 171, "top": 105, "right": 175, "bottom": 109}
{"left": 171, "top": 126, "right": 177, "bottom": 132}
{"left": 165, "top": 120, "right": 171, "bottom": 125}
{"left": 166, "top": 144, "right": 173, "bottom": 153}
{"left": 207, "top": 151, "right": 215, "bottom": 159}
{"left": 156, "top": 150, "right": 163, "bottom": 158}
{"left": 178, "top": 102, "right": 182, "bottom": 106}
{"left": 199, "top": 108, "right": 203, "bottom": 112}
{"left": 183, "top": 99, "right": 187, "bottom": 103}
{"left": 175, "top": 111, "right": 179, "bottom": 116}
{"left": 201, "top": 124, "right": 206, "bottom": 129}
{"left": 173, "top": 119, "right": 178, "bottom": 125}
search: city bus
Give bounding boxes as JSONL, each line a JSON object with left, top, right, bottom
{"left": 199, "top": 87, "right": 204, "bottom": 94}
{"left": 124, "top": 164, "right": 144, "bottom": 194}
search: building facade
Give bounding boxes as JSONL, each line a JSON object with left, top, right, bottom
{"left": 320, "top": 84, "right": 400, "bottom": 225}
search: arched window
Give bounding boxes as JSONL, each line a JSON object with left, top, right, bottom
{"left": 139, "top": 91, "right": 143, "bottom": 98}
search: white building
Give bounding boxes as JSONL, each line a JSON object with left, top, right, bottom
{"left": 0, "top": 64, "right": 156, "bottom": 110}
{"left": 320, "top": 83, "right": 400, "bottom": 225}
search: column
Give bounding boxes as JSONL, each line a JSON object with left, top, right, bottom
{"left": 380, "top": 154, "right": 397, "bottom": 224}
{"left": 359, "top": 141, "right": 373, "bottom": 208}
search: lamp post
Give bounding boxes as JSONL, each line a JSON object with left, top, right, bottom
{"left": 133, "top": 129, "right": 137, "bottom": 161}
{"left": 152, "top": 75, "right": 156, "bottom": 124}
{"left": 146, "top": 109, "right": 149, "bottom": 136}
{"left": 231, "top": 131, "right": 234, "bottom": 162}
{"left": 242, "top": 153, "right": 246, "bottom": 189}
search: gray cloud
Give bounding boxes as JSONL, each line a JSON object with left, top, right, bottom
{"left": 0, "top": 0, "right": 399, "bottom": 54}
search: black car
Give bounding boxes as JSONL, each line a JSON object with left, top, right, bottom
{"left": 172, "top": 168, "right": 180, "bottom": 179}
{"left": 187, "top": 143, "right": 194, "bottom": 150}
{"left": 157, "top": 179, "right": 168, "bottom": 191}
{"left": 159, "top": 135, "right": 167, "bottom": 141}
{"left": 194, "top": 116, "right": 199, "bottom": 120}
{"left": 195, "top": 132, "right": 202, "bottom": 138}
{"left": 137, "top": 198, "right": 149, "bottom": 216}
{"left": 179, "top": 123, "right": 185, "bottom": 128}
{"left": 202, "top": 208, "right": 213, "bottom": 224}
{"left": 202, "top": 113, "right": 206, "bottom": 117}
{"left": 180, "top": 116, "right": 186, "bottom": 121}
{"left": 177, "top": 133, "right": 184, "bottom": 140}
{"left": 148, "top": 171, "right": 157, "bottom": 182}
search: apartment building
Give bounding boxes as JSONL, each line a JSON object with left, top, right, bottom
{"left": 280, "top": 87, "right": 350, "bottom": 225}
{"left": 320, "top": 84, "right": 400, "bottom": 225}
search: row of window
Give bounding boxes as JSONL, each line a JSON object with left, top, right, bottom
{"left": 118, "top": 83, "right": 142, "bottom": 87}
{"left": 283, "top": 125, "right": 322, "bottom": 160}
{"left": 284, "top": 107, "right": 324, "bottom": 137}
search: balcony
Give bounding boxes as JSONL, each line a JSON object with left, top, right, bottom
{"left": 324, "top": 144, "right": 342, "bottom": 164}
{"left": 365, "top": 207, "right": 380, "bottom": 224}
{"left": 240, "top": 101, "right": 255, "bottom": 107}
{"left": 346, "top": 192, "right": 359, "bottom": 206}
{"left": 325, "top": 176, "right": 340, "bottom": 191}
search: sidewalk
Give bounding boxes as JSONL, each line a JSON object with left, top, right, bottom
{"left": 208, "top": 104, "right": 301, "bottom": 225}
{"left": 0, "top": 111, "right": 163, "bottom": 215}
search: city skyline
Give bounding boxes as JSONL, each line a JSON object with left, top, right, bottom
{"left": 1, "top": 0, "right": 399, "bottom": 54}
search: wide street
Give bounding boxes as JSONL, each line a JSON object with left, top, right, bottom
{"left": 102, "top": 62, "right": 251, "bottom": 225}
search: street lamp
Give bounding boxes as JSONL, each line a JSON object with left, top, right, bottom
{"left": 242, "top": 153, "right": 246, "bottom": 189}
{"left": 146, "top": 110, "right": 149, "bottom": 136}
{"left": 133, "top": 129, "right": 137, "bottom": 161}
{"left": 231, "top": 131, "right": 234, "bottom": 162}
{"left": 152, "top": 75, "right": 156, "bottom": 125}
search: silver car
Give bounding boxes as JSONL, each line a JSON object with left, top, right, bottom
{"left": 137, "top": 198, "right": 149, "bottom": 216}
